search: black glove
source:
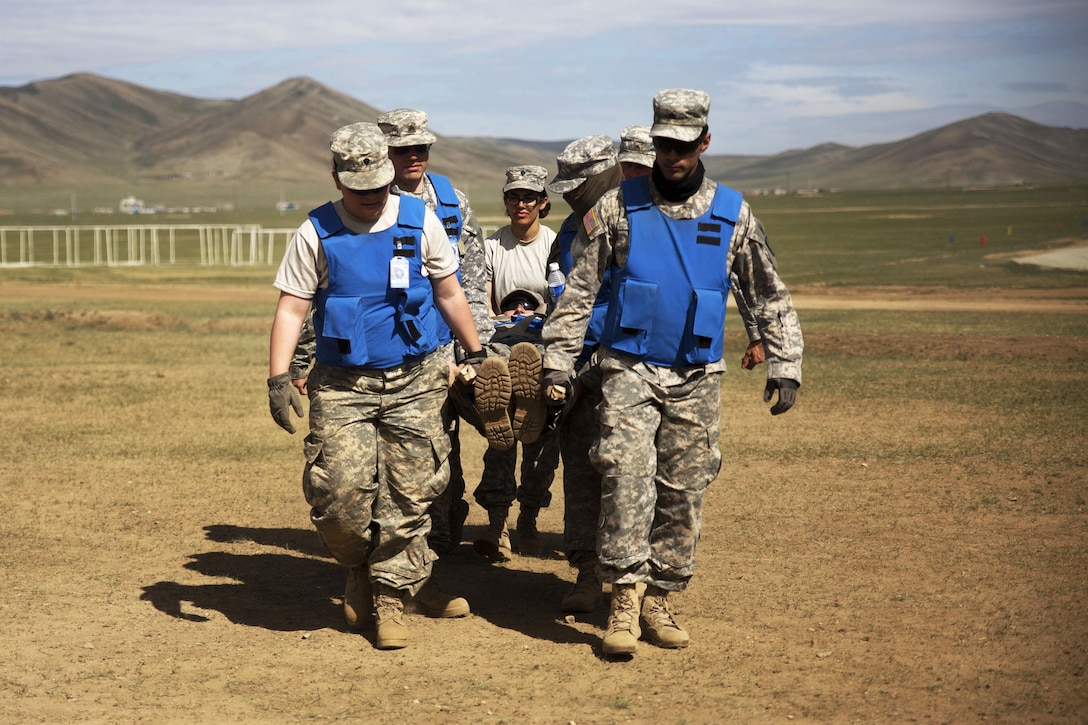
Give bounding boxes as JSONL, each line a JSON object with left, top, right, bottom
{"left": 268, "top": 373, "right": 304, "bottom": 433}
{"left": 542, "top": 368, "right": 572, "bottom": 407}
{"left": 763, "top": 378, "right": 799, "bottom": 416}
{"left": 463, "top": 347, "right": 487, "bottom": 371}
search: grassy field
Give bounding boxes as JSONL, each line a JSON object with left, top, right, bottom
{"left": 1, "top": 186, "right": 1086, "bottom": 722}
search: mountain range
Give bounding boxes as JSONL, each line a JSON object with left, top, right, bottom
{"left": 1, "top": 73, "right": 1086, "bottom": 209}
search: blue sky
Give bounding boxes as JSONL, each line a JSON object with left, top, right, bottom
{"left": 3, "top": 0, "right": 1086, "bottom": 154}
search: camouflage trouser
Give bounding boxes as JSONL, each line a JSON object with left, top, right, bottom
{"left": 473, "top": 427, "right": 560, "bottom": 510}
{"left": 561, "top": 362, "right": 604, "bottom": 569}
{"left": 590, "top": 356, "right": 722, "bottom": 592}
{"left": 426, "top": 396, "right": 465, "bottom": 554}
{"left": 302, "top": 353, "right": 451, "bottom": 595}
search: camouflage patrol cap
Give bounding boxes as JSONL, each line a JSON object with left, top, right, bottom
{"left": 617, "top": 125, "right": 655, "bottom": 168}
{"left": 376, "top": 108, "right": 438, "bottom": 147}
{"left": 502, "top": 165, "right": 549, "bottom": 193}
{"left": 330, "top": 122, "right": 395, "bottom": 191}
{"left": 651, "top": 89, "right": 710, "bottom": 142}
{"left": 547, "top": 134, "right": 618, "bottom": 194}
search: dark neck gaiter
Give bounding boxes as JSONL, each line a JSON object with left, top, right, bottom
{"left": 652, "top": 160, "right": 705, "bottom": 203}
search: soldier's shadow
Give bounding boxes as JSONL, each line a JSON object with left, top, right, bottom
{"left": 139, "top": 524, "right": 604, "bottom": 647}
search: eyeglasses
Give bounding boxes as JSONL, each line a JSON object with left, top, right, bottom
{"left": 652, "top": 135, "right": 704, "bottom": 156}
{"left": 503, "top": 193, "right": 542, "bottom": 208}
{"left": 389, "top": 144, "right": 431, "bottom": 156}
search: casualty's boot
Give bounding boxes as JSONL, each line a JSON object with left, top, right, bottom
{"left": 373, "top": 584, "right": 409, "bottom": 650}
{"left": 516, "top": 506, "right": 543, "bottom": 557}
{"left": 413, "top": 577, "right": 470, "bottom": 618}
{"left": 602, "top": 583, "right": 641, "bottom": 656}
{"left": 640, "top": 585, "right": 690, "bottom": 649}
{"left": 473, "top": 506, "right": 511, "bottom": 561}
{"left": 508, "top": 342, "right": 546, "bottom": 443}
{"left": 560, "top": 562, "right": 602, "bottom": 613}
{"left": 343, "top": 564, "right": 372, "bottom": 630}
{"left": 474, "top": 357, "right": 515, "bottom": 450}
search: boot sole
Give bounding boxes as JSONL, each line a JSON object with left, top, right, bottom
{"left": 508, "top": 343, "right": 546, "bottom": 444}
{"left": 474, "top": 358, "right": 514, "bottom": 450}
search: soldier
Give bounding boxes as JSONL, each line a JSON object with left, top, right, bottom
{"left": 377, "top": 108, "right": 486, "bottom": 558}
{"left": 268, "top": 123, "right": 486, "bottom": 650}
{"left": 541, "top": 89, "right": 803, "bottom": 657}
{"left": 545, "top": 135, "right": 623, "bottom": 611}
{"left": 470, "top": 165, "right": 559, "bottom": 560}
{"left": 547, "top": 134, "right": 767, "bottom": 615}
{"left": 617, "top": 125, "right": 655, "bottom": 180}
{"left": 289, "top": 109, "right": 485, "bottom": 559}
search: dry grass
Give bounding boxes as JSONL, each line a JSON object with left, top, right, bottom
{"left": 0, "top": 275, "right": 1086, "bottom": 723}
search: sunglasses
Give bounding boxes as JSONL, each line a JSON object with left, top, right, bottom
{"left": 390, "top": 144, "right": 431, "bottom": 156}
{"left": 652, "top": 135, "right": 705, "bottom": 156}
{"left": 503, "top": 193, "right": 543, "bottom": 208}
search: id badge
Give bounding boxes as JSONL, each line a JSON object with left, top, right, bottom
{"left": 389, "top": 256, "right": 410, "bottom": 289}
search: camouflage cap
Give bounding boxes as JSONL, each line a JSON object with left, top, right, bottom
{"left": 651, "top": 89, "right": 710, "bottom": 142}
{"left": 617, "top": 125, "right": 655, "bottom": 168}
{"left": 330, "top": 122, "right": 395, "bottom": 191}
{"left": 502, "top": 165, "right": 549, "bottom": 193}
{"left": 376, "top": 108, "right": 438, "bottom": 147}
{"left": 547, "top": 134, "right": 618, "bottom": 193}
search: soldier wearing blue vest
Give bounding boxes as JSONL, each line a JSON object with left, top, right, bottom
{"left": 541, "top": 89, "right": 804, "bottom": 657}
{"left": 268, "top": 122, "right": 486, "bottom": 651}
{"left": 377, "top": 108, "right": 486, "bottom": 559}
{"left": 546, "top": 133, "right": 768, "bottom": 616}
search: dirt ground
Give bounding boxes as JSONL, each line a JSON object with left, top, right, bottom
{"left": 1, "top": 281, "right": 1086, "bottom": 724}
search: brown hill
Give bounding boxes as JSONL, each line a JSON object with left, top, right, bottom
{"left": 1, "top": 73, "right": 1085, "bottom": 209}
{"left": 705, "top": 113, "right": 1088, "bottom": 190}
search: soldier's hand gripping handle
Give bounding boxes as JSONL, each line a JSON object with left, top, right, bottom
{"left": 268, "top": 373, "right": 305, "bottom": 433}
{"left": 543, "top": 368, "right": 573, "bottom": 407}
{"left": 763, "top": 378, "right": 799, "bottom": 416}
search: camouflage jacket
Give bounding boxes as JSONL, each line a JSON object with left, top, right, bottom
{"left": 541, "top": 176, "right": 803, "bottom": 384}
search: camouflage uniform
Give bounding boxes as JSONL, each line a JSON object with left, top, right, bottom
{"left": 303, "top": 352, "right": 450, "bottom": 592}
{"left": 542, "top": 175, "right": 804, "bottom": 591}
{"left": 289, "top": 171, "right": 483, "bottom": 557}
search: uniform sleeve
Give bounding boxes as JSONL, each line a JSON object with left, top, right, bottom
{"left": 729, "top": 204, "right": 804, "bottom": 383}
{"left": 455, "top": 188, "right": 493, "bottom": 342}
{"left": 541, "top": 190, "right": 621, "bottom": 372}
{"left": 421, "top": 208, "right": 459, "bottom": 279}
{"left": 273, "top": 219, "right": 321, "bottom": 299}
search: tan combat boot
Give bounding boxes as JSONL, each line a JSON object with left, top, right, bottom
{"left": 373, "top": 584, "right": 409, "bottom": 650}
{"left": 343, "top": 564, "right": 372, "bottom": 630}
{"left": 516, "top": 506, "right": 543, "bottom": 557}
{"left": 640, "top": 585, "right": 690, "bottom": 649}
{"left": 413, "top": 577, "right": 470, "bottom": 618}
{"left": 560, "top": 562, "right": 602, "bottom": 613}
{"left": 508, "top": 342, "right": 546, "bottom": 443}
{"left": 474, "top": 357, "right": 514, "bottom": 450}
{"left": 602, "top": 583, "right": 641, "bottom": 656}
{"left": 474, "top": 506, "right": 511, "bottom": 561}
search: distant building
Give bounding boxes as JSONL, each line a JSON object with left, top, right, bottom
{"left": 119, "top": 195, "right": 144, "bottom": 214}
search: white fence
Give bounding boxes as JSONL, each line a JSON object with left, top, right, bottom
{"left": 0, "top": 225, "right": 298, "bottom": 267}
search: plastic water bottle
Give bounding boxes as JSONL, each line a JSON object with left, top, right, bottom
{"left": 547, "top": 262, "right": 566, "bottom": 306}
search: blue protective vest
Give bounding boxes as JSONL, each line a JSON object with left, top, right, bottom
{"left": 427, "top": 173, "right": 462, "bottom": 345}
{"left": 598, "top": 176, "right": 743, "bottom": 367}
{"left": 310, "top": 197, "right": 440, "bottom": 369}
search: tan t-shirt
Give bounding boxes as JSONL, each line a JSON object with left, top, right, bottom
{"left": 274, "top": 196, "right": 457, "bottom": 298}
{"left": 484, "top": 224, "right": 557, "bottom": 313}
